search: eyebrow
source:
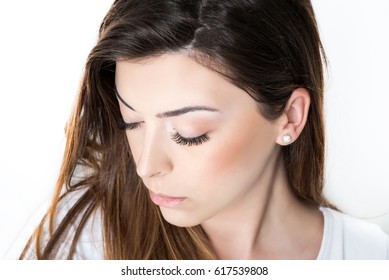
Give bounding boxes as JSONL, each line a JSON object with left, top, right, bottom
{"left": 115, "top": 88, "right": 135, "bottom": 111}
{"left": 156, "top": 106, "right": 219, "bottom": 118}
{"left": 115, "top": 88, "right": 219, "bottom": 118}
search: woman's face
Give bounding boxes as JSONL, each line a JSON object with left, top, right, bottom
{"left": 115, "top": 54, "right": 281, "bottom": 227}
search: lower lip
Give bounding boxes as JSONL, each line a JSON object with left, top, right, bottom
{"left": 149, "top": 191, "right": 186, "bottom": 208}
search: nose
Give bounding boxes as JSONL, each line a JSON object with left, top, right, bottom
{"left": 135, "top": 127, "right": 173, "bottom": 179}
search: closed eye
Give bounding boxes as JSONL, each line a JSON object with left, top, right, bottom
{"left": 170, "top": 131, "right": 210, "bottom": 146}
{"left": 118, "top": 118, "right": 142, "bottom": 130}
{"left": 118, "top": 118, "right": 210, "bottom": 146}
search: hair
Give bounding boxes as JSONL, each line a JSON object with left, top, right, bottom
{"left": 21, "top": 0, "right": 333, "bottom": 259}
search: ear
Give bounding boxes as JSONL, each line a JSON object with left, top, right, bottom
{"left": 276, "top": 88, "right": 310, "bottom": 146}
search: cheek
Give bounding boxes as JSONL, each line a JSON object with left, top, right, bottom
{"left": 202, "top": 122, "right": 276, "bottom": 179}
{"left": 126, "top": 131, "right": 141, "bottom": 161}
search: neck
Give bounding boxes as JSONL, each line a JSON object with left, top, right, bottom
{"left": 201, "top": 151, "right": 323, "bottom": 260}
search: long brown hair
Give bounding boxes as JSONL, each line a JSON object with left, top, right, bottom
{"left": 21, "top": 0, "right": 332, "bottom": 259}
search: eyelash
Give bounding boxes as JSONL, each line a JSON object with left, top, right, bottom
{"left": 170, "top": 132, "right": 210, "bottom": 146}
{"left": 118, "top": 119, "right": 142, "bottom": 130}
{"left": 118, "top": 119, "right": 210, "bottom": 146}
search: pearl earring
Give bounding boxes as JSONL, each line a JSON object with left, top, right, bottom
{"left": 283, "top": 134, "right": 292, "bottom": 144}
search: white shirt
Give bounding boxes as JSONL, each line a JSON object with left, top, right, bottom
{"left": 317, "top": 207, "right": 389, "bottom": 259}
{"left": 15, "top": 192, "right": 389, "bottom": 260}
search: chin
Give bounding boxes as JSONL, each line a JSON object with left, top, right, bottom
{"left": 159, "top": 207, "right": 202, "bottom": 228}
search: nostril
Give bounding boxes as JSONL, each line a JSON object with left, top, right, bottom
{"left": 149, "top": 171, "right": 162, "bottom": 178}
{"left": 134, "top": 137, "right": 173, "bottom": 178}
{"left": 136, "top": 162, "right": 162, "bottom": 178}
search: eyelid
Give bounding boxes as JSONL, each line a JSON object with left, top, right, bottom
{"left": 170, "top": 131, "right": 210, "bottom": 146}
{"left": 118, "top": 118, "right": 211, "bottom": 146}
{"left": 118, "top": 118, "right": 142, "bottom": 130}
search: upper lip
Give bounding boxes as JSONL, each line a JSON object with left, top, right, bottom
{"left": 149, "top": 190, "right": 185, "bottom": 199}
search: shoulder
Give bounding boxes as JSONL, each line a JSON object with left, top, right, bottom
{"left": 21, "top": 188, "right": 104, "bottom": 259}
{"left": 61, "top": 189, "right": 105, "bottom": 260}
{"left": 318, "top": 207, "right": 389, "bottom": 259}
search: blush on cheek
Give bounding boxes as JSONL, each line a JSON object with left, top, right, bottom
{"left": 205, "top": 137, "right": 248, "bottom": 176}
{"left": 202, "top": 122, "right": 276, "bottom": 179}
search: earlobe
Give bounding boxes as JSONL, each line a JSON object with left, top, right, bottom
{"left": 282, "top": 134, "right": 292, "bottom": 144}
{"left": 276, "top": 88, "right": 311, "bottom": 146}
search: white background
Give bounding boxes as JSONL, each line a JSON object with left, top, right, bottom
{"left": 0, "top": 0, "right": 388, "bottom": 259}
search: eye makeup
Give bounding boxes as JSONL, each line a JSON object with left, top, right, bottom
{"left": 170, "top": 131, "right": 210, "bottom": 146}
{"left": 118, "top": 118, "right": 142, "bottom": 130}
{"left": 118, "top": 118, "right": 210, "bottom": 147}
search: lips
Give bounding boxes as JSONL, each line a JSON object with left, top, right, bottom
{"left": 149, "top": 191, "right": 186, "bottom": 208}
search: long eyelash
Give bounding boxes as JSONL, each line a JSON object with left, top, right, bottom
{"left": 118, "top": 118, "right": 141, "bottom": 130}
{"left": 171, "top": 132, "right": 210, "bottom": 146}
{"left": 117, "top": 119, "right": 209, "bottom": 146}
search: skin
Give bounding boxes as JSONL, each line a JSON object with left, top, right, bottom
{"left": 115, "top": 53, "right": 323, "bottom": 259}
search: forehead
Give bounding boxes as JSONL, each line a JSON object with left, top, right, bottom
{"left": 114, "top": 54, "right": 254, "bottom": 113}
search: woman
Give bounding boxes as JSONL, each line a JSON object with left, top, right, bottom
{"left": 20, "top": 0, "right": 389, "bottom": 259}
